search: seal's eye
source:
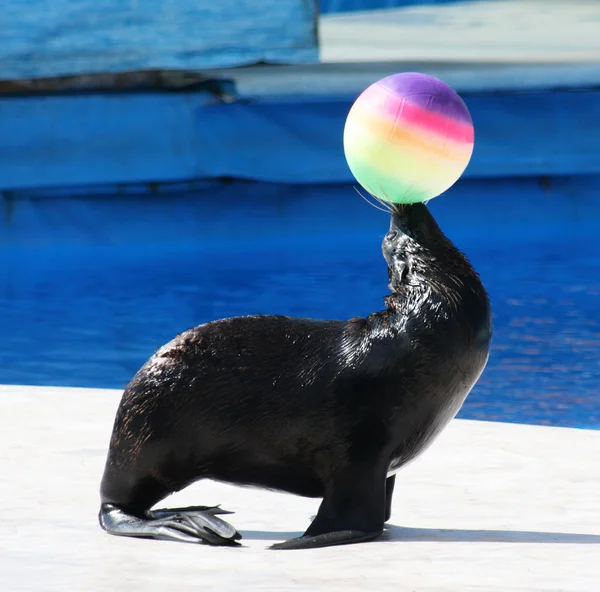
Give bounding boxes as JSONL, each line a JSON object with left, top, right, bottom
{"left": 386, "top": 230, "right": 399, "bottom": 241}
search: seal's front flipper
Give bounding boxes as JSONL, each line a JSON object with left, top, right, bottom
{"left": 99, "top": 503, "right": 241, "bottom": 546}
{"left": 270, "top": 529, "right": 380, "bottom": 550}
{"left": 271, "top": 461, "right": 387, "bottom": 550}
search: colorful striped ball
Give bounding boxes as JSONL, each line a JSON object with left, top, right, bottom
{"left": 343, "top": 72, "right": 474, "bottom": 204}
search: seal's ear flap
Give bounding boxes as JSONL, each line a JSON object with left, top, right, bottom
{"left": 394, "top": 260, "right": 407, "bottom": 281}
{"left": 390, "top": 257, "right": 410, "bottom": 288}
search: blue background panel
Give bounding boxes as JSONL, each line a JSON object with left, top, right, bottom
{"left": 1, "top": 0, "right": 318, "bottom": 80}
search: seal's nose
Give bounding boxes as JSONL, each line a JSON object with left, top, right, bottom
{"left": 390, "top": 210, "right": 409, "bottom": 237}
{"left": 389, "top": 211, "right": 402, "bottom": 233}
{"left": 390, "top": 202, "right": 430, "bottom": 237}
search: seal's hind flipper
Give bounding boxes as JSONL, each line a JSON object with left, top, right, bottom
{"left": 150, "top": 505, "right": 235, "bottom": 518}
{"left": 99, "top": 503, "right": 241, "bottom": 546}
{"left": 270, "top": 461, "right": 388, "bottom": 550}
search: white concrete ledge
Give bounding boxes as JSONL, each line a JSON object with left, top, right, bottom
{"left": 2, "top": 384, "right": 599, "bottom": 591}
{"left": 320, "top": 1, "right": 600, "bottom": 63}
{"left": 204, "top": 0, "right": 600, "bottom": 99}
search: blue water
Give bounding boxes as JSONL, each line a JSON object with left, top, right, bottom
{"left": 1, "top": 179, "right": 599, "bottom": 429}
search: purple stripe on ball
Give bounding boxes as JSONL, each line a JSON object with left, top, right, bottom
{"left": 378, "top": 73, "right": 472, "bottom": 124}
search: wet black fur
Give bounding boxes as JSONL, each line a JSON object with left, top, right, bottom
{"left": 99, "top": 203, "right": 492, "bottom": 549}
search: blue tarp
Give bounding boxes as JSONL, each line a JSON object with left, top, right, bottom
{"left": 1, "top": 0, "right": 318, "bottom": 80}
{"left": 320, "top": 0, "right": 473, "bottom": 12}
{"left": 2, "top": 88, "right": 600, "bottom": 191}
{"left": 3, "top": 175, "right": 600, "bottom": 249}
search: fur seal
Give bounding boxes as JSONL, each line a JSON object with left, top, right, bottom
{"left": 99, "top": 202, "right": 491, "bottom": 550}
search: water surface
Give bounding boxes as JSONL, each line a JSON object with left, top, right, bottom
{"left": 1, "top": 180, "right": 598, "bottom": 429}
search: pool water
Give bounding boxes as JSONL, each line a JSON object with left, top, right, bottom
{"left": 1, "top": 179, "right": 599, "bottom": 429}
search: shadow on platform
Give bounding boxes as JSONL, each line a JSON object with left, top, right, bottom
{"left": 240, "top": 525, "right": 600, "bottom": 544}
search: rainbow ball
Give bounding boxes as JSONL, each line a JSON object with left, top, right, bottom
{"left": 343, "top": 72, "right": 474, "bottom": 204}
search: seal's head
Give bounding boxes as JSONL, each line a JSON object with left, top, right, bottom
{"left": 383, "top": 203, "right": 443, "bottom": 290}
{"left": 382, "top": 202, "right": 476, "bottom": 305}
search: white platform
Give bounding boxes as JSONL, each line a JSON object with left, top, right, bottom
{"left": 2, "top": 384, "right": 599, "bottom": 591}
